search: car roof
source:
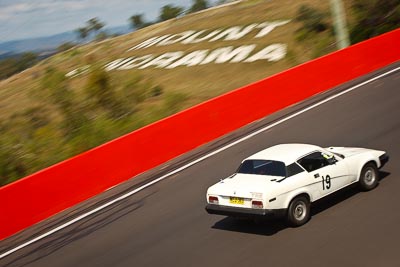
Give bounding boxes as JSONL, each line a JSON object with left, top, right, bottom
{"left": 245, "top": 144, "right": 323, "bottom": 165}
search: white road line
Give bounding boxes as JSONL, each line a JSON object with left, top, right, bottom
{"left": 1, "top": 66, "right": 399, "bottom": 259}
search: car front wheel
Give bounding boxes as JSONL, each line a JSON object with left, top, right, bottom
{"left": 358, "top": 163, "right": 379, "bottom": 191}
{"left": 287, "top": 196, "right": 310, "bottom": 227}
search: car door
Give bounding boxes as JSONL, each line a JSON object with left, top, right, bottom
{"left": 297, "top": 151, "right": 350, "bottom": 200}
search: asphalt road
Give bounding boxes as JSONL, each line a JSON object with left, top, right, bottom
{"left": 1, "top": 63, "right": 400, "bottom": 267}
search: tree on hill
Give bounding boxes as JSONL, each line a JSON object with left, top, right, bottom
{"left": 350, "top": 0, "right": 400, "bottom": 44}
{"left": 75, "top": 17, "right": 106, "bottom": 43}
{"left": 295, "top": 5, "right": 328, "bottom": 33}
{"left": 17, "top": 52, "right": 38, "bottom": 71}
{"left": 188, "top": 0, "right": 209, "bottom": 13}
{"left": 87, "top": 17, "right": 105, "bottom": 36}
{"left": 130, "top": 14, "right": 145, "bottom": 29}
{"left": 0, "top": 52, "right": 38, "bottom": 80}
{"left": 0, "top": 58, "right": 18, "bottom": 80}
{"left": 95, "top": 31, "right": 109, "bottom": 41}
{"left": 76, "top": 27, "right": 89, "bottom": 43}
{"left": 159, "top": 5, "right": 184, "bottom": 21}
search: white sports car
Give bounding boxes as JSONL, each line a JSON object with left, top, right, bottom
{"left": 205, "top": 144, "right": 389, "bottom": 226}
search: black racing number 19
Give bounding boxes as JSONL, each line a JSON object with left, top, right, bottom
{"left": 322, "top": 175, "right": 331, "bottom": 190}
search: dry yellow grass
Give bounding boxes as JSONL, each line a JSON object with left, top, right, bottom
{"left": 1, "top": 0, "right": 355, "bottom": 185}
{"left": 0, "top": 0, "right": 337, "bottom": 122}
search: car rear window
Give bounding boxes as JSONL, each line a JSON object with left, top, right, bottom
{"left": 237, "top": 160, "right": 286, "bottom": 177}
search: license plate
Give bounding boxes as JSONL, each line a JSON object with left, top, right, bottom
{"left": 230, "top": 197, "right": 244, "bottom": 205}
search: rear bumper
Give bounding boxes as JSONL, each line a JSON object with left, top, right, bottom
{"left": 379, "top": 153, "right": 389, "bottom": 168}
{"left": 205, "top": 204, "right": 286, "bottom": 219}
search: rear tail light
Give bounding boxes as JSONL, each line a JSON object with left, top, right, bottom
{"left": 252, "top": 200, "right": 263, "bottom": 209}
{"left": 209, "top": 196, "right": 219, "bottom": 204}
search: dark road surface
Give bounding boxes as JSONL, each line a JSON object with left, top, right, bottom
{"left": 1, "top": 63, "right": 400, "bottom": 267}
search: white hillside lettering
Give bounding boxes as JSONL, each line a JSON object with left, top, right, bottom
{"left": 255, "top": 21, "right": 290, "bottom": 38}
{"left": 209, "top": 24, "right": 259, "bottom": 41}
{"left": 245, "top": 44, "right": 287, "bottom": 62}
{"left": 104, "top": 44, "right": 287, "bottom": 70}
{"left": 138, "top": 52, "right": 184, "bottom": 69}
{"left": 181, "top": 29, "right": 222, "bottom": 44}
{"left": 166, "top": 50, "right": 209, "bottom": 69}
{"left": 157, "top": 31, "right": 197, "bottom": 46}
{"left": 127, "top": 35, "right": 171, "bottom": 51}
{"left": 200, "top": 45, "right": 256, "bottom": 65}
{"left": 66, "top": 20, "right": 291, "bottom": 75}
{"left": 126, "top": 20, "right": 290, "bottom": 51}
{"left": 118, "top": 55, "right": 154, "bottom": 70}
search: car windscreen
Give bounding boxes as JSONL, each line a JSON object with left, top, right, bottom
{"left": 237, "top": 160, "right": 286, "bottom": 177}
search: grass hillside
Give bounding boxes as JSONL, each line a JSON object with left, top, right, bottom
{"left": 0, "top": 0, "right": 347, "bottom": 185}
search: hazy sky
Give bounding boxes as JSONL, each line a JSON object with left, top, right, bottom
{"left": 0, "top": 0, "right": 217, "bottom": 42}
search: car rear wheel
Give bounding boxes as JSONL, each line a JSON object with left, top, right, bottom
{"left": 287, "top": 196, "right": 310, "bottom": 227}
{"left": 358, "top": 163, "right": 379, "bottom": 191}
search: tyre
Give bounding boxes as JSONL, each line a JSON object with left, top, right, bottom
{"left": 287, "top": 196, "right": 310, "bottom": 227}
{"left": 358, "top": 162, "right": 379, "bottom": 191}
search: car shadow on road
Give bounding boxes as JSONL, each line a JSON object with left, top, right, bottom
{"left": 211, "top": 171, "right": 390, "bottom": 236}
{"left": 212, "top": 217, "right": 287, "bottom": 236}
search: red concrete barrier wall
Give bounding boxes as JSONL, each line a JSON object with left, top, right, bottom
{"left": 1, "top": 29, "right": 399, "bottom": 240}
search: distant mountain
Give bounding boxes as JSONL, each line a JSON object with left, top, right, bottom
{"left": 0, "top": 52, "right": 15, "bottom": 60}
{"left": 0, "top": 25, "right": 131, "bottom": 56}
{"left": 108, "top": 25, "right": 132, "bottom": 36}
{"left": 0, "top": 32, "right": 76, "bottom": 55}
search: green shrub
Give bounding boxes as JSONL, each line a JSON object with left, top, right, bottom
{"left": 57, "top": 42, "right": 76, "bottom": 53}
{"left": 85, "top": 66, "right": 128, "bottom": 119}
{"left": 350, "top": 0, "right": 400, "bottom": 44}
{"left": 150, "top": 85, "right": 164, "bottom": 97}
{"left": 163, "top": 92, "right": 188, "bottom": 115}
{"left": 295, "top": 5, "right": 328, "bottom": 33}
{"left": 122, "top": 77, "right": 148, "bottom": 104}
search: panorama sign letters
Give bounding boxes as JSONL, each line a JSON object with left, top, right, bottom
{"left": 66, "top": 20, "right": 291, "bottom": 77}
